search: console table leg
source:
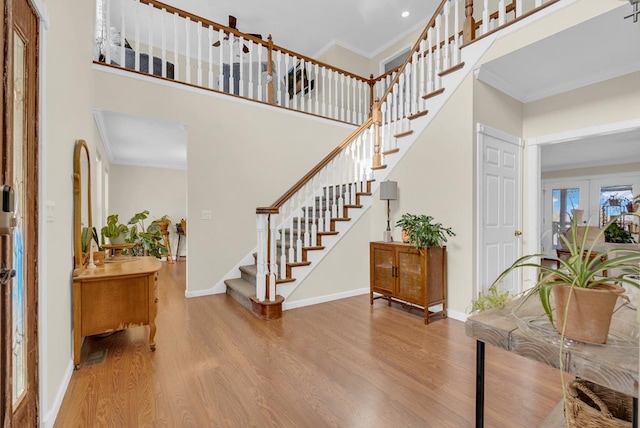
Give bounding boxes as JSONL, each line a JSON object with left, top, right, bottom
{"left": 633, "top": 396, "right": 637, "bottom": 427}
{"left": 476, "top": 340, "right": 485, "bottom": 428}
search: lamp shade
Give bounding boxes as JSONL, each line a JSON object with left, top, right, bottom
{"left": 380, "top": 181, "right": 398, "bottom": 201}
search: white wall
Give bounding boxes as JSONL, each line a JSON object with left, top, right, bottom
{"left": 109, "top": 164, "right": 187, "bottom": 257}
{"left": 92, "top": 70, "right": 355, "bottom": 295}
{"left": 42, "top": 0, "right": 96, "bottom": 424}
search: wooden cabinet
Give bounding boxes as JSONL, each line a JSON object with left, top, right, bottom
{"left": 72, "top": 256, "right": 161, "bottom": 369}
{"left": 369, "top": 241, "right": 447, "bottom": 324}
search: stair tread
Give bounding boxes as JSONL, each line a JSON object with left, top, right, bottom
{"left": 318, "top": 231, "right": 339, "bottom": 236}
{"left": 422, "top": 88, "right": 445, "bottom": 100}
{"left": 394, "top": 130, "right": 413, "bottom": 138}
{"left": 224, "top": 278, "right": 255, "bottom": 298}
{"left": 438, "top": 62, "right": 465, "bottom": 77}
{"left": 408, "top": 110, "right": 428, "bottom": 120}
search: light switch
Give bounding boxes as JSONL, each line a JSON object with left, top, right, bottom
{"left": 46, "top": 201, "right": 55, "bottom": 223}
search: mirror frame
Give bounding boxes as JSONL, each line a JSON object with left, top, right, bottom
{"left": 73, "top": 139, "right": 92, "bottom": 275}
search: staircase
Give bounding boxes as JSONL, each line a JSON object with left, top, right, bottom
{"left": 221, "top": 0, "right": 564, "bottom": 319}
{"left": 225, "top": 181, "right": 373, "bottom": 318}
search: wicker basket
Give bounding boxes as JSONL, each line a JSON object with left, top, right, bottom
{"left": 564, "top": 379, "right": 632, "bottom": 428}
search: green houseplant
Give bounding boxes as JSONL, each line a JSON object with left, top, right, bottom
{"left": 395, "top": 213, "right": 455, "bottom": 250}
{"left": 127, "top": 210, "right": 168, "bottom": 258}
{"left": 491, "top": 214, "right": 640, "bottom": 344}
{"left": 100, "top": 214, "right": 130, "bottom": 245}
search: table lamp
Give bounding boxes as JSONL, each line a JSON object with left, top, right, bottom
{"left": 380, "top": 181, "right": 398, "bottom": 242}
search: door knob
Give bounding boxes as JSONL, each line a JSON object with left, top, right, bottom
{"left": 514, "top": 230, "right": 522, "bottom": 237}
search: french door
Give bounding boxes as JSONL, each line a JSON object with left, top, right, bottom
{"left": 1, "top": 0, "right": 39, "bottom": 425}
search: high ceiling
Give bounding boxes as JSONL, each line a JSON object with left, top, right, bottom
{"left": 167, "top": 0, "right": 441, "bottom": 58}
{"left": 98, "top": 2, "right": 640, "bottom": 172}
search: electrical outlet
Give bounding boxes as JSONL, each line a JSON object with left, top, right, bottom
{"left": 46, "top": 201, "right": 55, "bottom": 223}
{"left": 201, "top": 210, "right": 212, "bottom": 220}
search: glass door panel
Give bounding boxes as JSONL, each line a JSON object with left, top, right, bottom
{"left": 542, "top": 180, "right": 589, "bottom": 256}
{"left": 12, "top": 28, "right": 27, "bottom": 406}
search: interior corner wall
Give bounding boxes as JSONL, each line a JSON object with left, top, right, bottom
{"left": 108, "top": 165, "right": 187, "bottom": 257}
{"left": 42, "top": 0, "right": 97, "bottom": 422}
{"left": 317, "top": 44, "right": 371, "bottom": 79}
{"left": 92, "top": 71, "right": 354, "bottom": 295}
{"left": 374, "top": 75, "right": 475, "bottom": 317}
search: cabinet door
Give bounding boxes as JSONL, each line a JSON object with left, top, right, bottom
{"left": 371, "top": 244, "right": 394, "bottom": 295}
{"left": 395, "top": 247, "right": 425, "bottom": 305}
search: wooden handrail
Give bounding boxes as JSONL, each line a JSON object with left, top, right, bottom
{"left": 138, "top": 0, "right": 370, "bottom": 84}
{"left": 257, "top": 117, "right": 374, "bottom": 212}
{"left": 377, "top": 0, "right": 449, "bottom": 104}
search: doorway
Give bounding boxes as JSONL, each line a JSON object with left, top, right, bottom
{"left": 1, "top": 0, "right": 40, "bottom": 425}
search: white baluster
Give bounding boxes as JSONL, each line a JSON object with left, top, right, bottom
{"left": 454, "top": 0, "right": 460, "bottom": 65}
{"left": 134, "top": 0, "right": 140, "bottom": 72}
{"left": 161, "top": 10, "right": 167, "bottom": 78}
{"left": 120, "top": 0, "right": 125, "bottom": 68}
{"left": 312, "top": 177, "right": 319, "bottom": 245}
{"left": 427, "top": 27, "right": 434, "bottom": 93}
{"left": 498, "top": 0, "right": 506, "bottom": 26}
{"left": 535, "top": 0, "right": 542, "bottom": 7}
{"left": 171, "top": 13, "right": 178, "bottom": 80}
{"left": 238, "top": 37, "right": 245, "bottom": 97}
{"left": 516, "top": 0, "right": 523, "bottom": 18}
{"left": 196, "top": 22, "right": 202, "bottom": 85}
{"left": 443, "top": 0, "right": 450, "bottom": 70}
{"left": 306, "top": 62, "right": 312, "bottom": 112}
{"left": 340, "top": 74, "right": 345, "bottom": 121}
{"left": 256, "top": 214, "right": 266, "bottom": 302}
{"left": 314, "top": 64, "right": 320, "bottom": 114}
{"left": 288, "top": 200, "right": 295, "bottom": 263}
{"left": 302, "top": 184, "right": 310, "bottom": 247}
{"left": 435, "top": 15, "right": 442, "bottom": 86}
{"left": 148, "top": 3, "right": 153, "bottom": 75}
{"left": 184, "top": 17, "right": 190, "bottom": 84}
{"left": 334, "top": 72, "right": 339, "bottom": 120}
{"left": 338, "top": 154, "right": 344, "bottom": 217}
{"left": 248, "top": 41, "right": 254, "bottom": 99}
{"left": 218, "top": 29, "right": 224, "bottom": 91}
{"left": 228, "top": 33, "right": 235, "bottom": 94}
{"left": 105, "top": 0, "right": 111, "bottom": 64}
{"left": 277, "top": 204, "right": 286, "bottom": 279}
{"left": 269, "top": 216, "right": 277, "bottom": 302}
{"left": 483, "top": 0, "right": 490, "bottom": 35}
{"left": 419, "top": 39, "right": 426, "bottom": 109}
{"left": 345, "top": 78, "right": 351, "bottom": 123}
{"left": 208, "top": 25, "right": 213, "bottom": 89}
{"left": 296, "top": 192, "right": 303, "bottom": 262}
{"left": 326, "top": 69, "right": 332, "bottom": 117}
{"left": 276, "top": 51, "right": 283, "bottom": 105}
{"left": 284, "top": 54, "right": 290, "bottom": 109}
{"left": 324, "top": 169, "right": 331, "bottom": 232}
{"left": 257, "top": 45, "right": 263, "bottom": 102}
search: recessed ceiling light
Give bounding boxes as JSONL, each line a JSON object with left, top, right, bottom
{"left": 401, "top": 11, "right": 410, "bottom": 18}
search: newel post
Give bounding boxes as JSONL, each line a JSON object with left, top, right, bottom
{"left": 463, "top": 0, "right": 476, "bottom": 45}
{"left": 372, "top": 99, "right": 382, "bottom": 169}
{"left": 267, "top": 34, "right": 275, "bottom": 104}
{"left": 368, "top": 74, "right": 375, "bottom": 116}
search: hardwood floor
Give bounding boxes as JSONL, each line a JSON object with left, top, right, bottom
{"left": 55, "top": 261, "right": 564, "bottom": 427}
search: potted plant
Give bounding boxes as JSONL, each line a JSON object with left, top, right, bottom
{"left": 127, "top": 210, "right": 168, "bottom": 258}
{"left": 100, "top": 214, "right": 130, "bottom": 245}
{"left": 395, "top": 213, "right": 455, "bottom": 250}
{"left": 156, "top": 215, "right": 171, "bottom": 232}
{"left": 491, "top": 214, "right": 640, "bottom": 344}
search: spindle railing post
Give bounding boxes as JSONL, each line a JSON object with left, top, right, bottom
{"left": 372, "top": 100, "right": 382, "bottom": 169}
{"left": 463, "top": 0, "right": 476, "bottom": 44}
{"left": 368, "top": 74, "right": 375, "bottom": 116}
{"left": 267, "top": 35, "right": 275, "bottom": 104}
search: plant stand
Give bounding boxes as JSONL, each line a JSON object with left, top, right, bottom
{"left": 161, "top": 230, "right": 174, "bottom": 264}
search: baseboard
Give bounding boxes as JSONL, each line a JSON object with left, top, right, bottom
{"left": 283, "top": 287, "right": 369, "bottom": 310}
{"left": 446, "top": 309, "right": 467, "bottom": 322}
{"left": 40, "top": 358, "right": 74, "bottom": 428}
{"left": 184, "top": 286, "right": 225, "bottom": 298}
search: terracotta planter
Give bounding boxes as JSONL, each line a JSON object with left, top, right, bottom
{"left": 93, "top": 251, "right": 105, "bottom": 266}
{"left": 552, "top": 284, "right": 624, "bottom": 344}
{"left": 401, "top": 230, "right": 410, "bottom": 243}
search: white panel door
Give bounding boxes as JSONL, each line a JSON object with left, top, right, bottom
{"left": 478, "top": 125, "right": 523, "bottom": 295}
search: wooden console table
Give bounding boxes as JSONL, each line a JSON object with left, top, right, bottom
{"left": 465, "top": 296, "right": 638, "bottom": 427}
{"left": 72, "top": 256, "right": 162, "bottom": 369}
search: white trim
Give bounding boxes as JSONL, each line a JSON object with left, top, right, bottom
{"left": 473, "top": 66, "right": 528, "bottom": 102}
{"left": 28, "top": 0, "right": 48, "bottom": 28}
{"left": 283, "top": 287, "right": 369, "bottom": 311}
{"left": 36, "top": 11, "right": 50, "bottom": 427}
{"left": 378, "top": 44, "right": 413, "bottom": 75}
{"left": 92, "top": 109, "right": 115, "bottom": 164}
{"left": 525, "top": 118, "right": 640, "bottom": 283}
{"left": 446, "top": 309, "right": 467, "bottom": 322}
{"left": 40, "top": 360, "right": 74, "bottom": 428}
